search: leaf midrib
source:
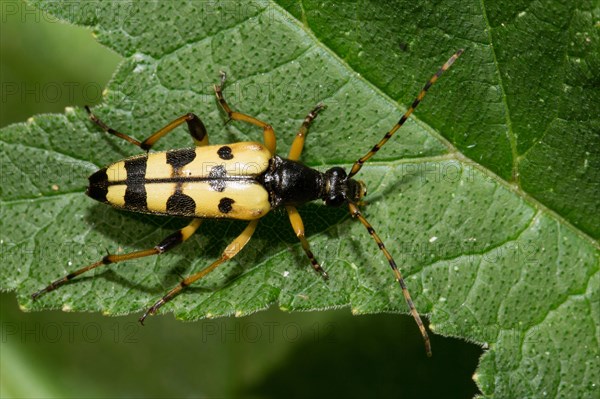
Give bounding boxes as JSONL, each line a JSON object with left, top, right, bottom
{"left": 479, "top": 0, "right": 519, "bottom": 183}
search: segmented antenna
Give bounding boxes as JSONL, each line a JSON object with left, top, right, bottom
{"left": 348, "top": 49, "right": 464, "bottom": 178}
{"left": 348, "top": 201, "right": 432, "bottom": 356}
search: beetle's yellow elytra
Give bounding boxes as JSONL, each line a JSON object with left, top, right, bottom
{"left": 105, "top": 184, "right": 127, "bottom": 207}
{"left": 145, "top": 182, "right": 178, "bottom": 213}
{"left": 89, "top": 142, "right": 272, "bottom": 219}
{"left": 180, "top": 180, "right": 270, "bottom": 219}
{"left": 104, "top": 142, "right": 270, "bottom": 183}
{"left": 181, "top": 142, "right": 271, "bottom": 178}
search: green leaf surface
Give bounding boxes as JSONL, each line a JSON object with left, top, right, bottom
{"left": 1, "top": 1, "right": 598, "bottom": 397}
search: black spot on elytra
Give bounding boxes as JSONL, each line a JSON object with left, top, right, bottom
{"left": 124, "top": 157, "right": 148, "bottom": 211}
{"left": 217, "top": 146, "right": 233, "bottom": 160}
{"left": 210, "top": 180, "right": 226, "bottom": 192}
{"left": 208, "top": 165, "right": 227, "bottom": 179}
{"left": 166, "top": 192, "right": 196, "bottom": 215}
{"left": 208, "top": 165, "right": 227, "bottom": 192}
{"left": 87, "top": 167, "right": 109, "bottom": 202}
{"left": 124, "top": 156, "right": 147, "bottom": 183}
{"left": 218, "top": 197, "right": 235, "bottom": 214}
{"left": 167, "top": 148, "right": 196, "bottom": 173}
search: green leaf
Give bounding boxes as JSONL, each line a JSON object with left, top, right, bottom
{"left": 1, "top": 1, "right": 598, "bottom": 397}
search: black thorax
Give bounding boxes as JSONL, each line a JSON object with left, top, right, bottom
{"left": 258, "top": 156, "right": 325, "bottom": 208}
{"left": 259, "top": 156, "right": 363, "bottom": 208}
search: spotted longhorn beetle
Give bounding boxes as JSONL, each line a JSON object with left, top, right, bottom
{"left": 33, "top": 50, "right": 464, "bottom": 356}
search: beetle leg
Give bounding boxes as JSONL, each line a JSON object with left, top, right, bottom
{"left": 31, "top": 219, "right": 203, "bottom": 300}
{"left": 287, "top": 103, "right": 325, "bottom": 161}
{"left": 285, "top": 206, "right": 328, "bottom": 279}
{"left": 214, "top": 72, "right": 277, "bottom": 155}
{"left": 85, "top": 106, "right": 209, "bottom": 150}
{"left": 139, "top": 219, "right": 259, "bottom": 324}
